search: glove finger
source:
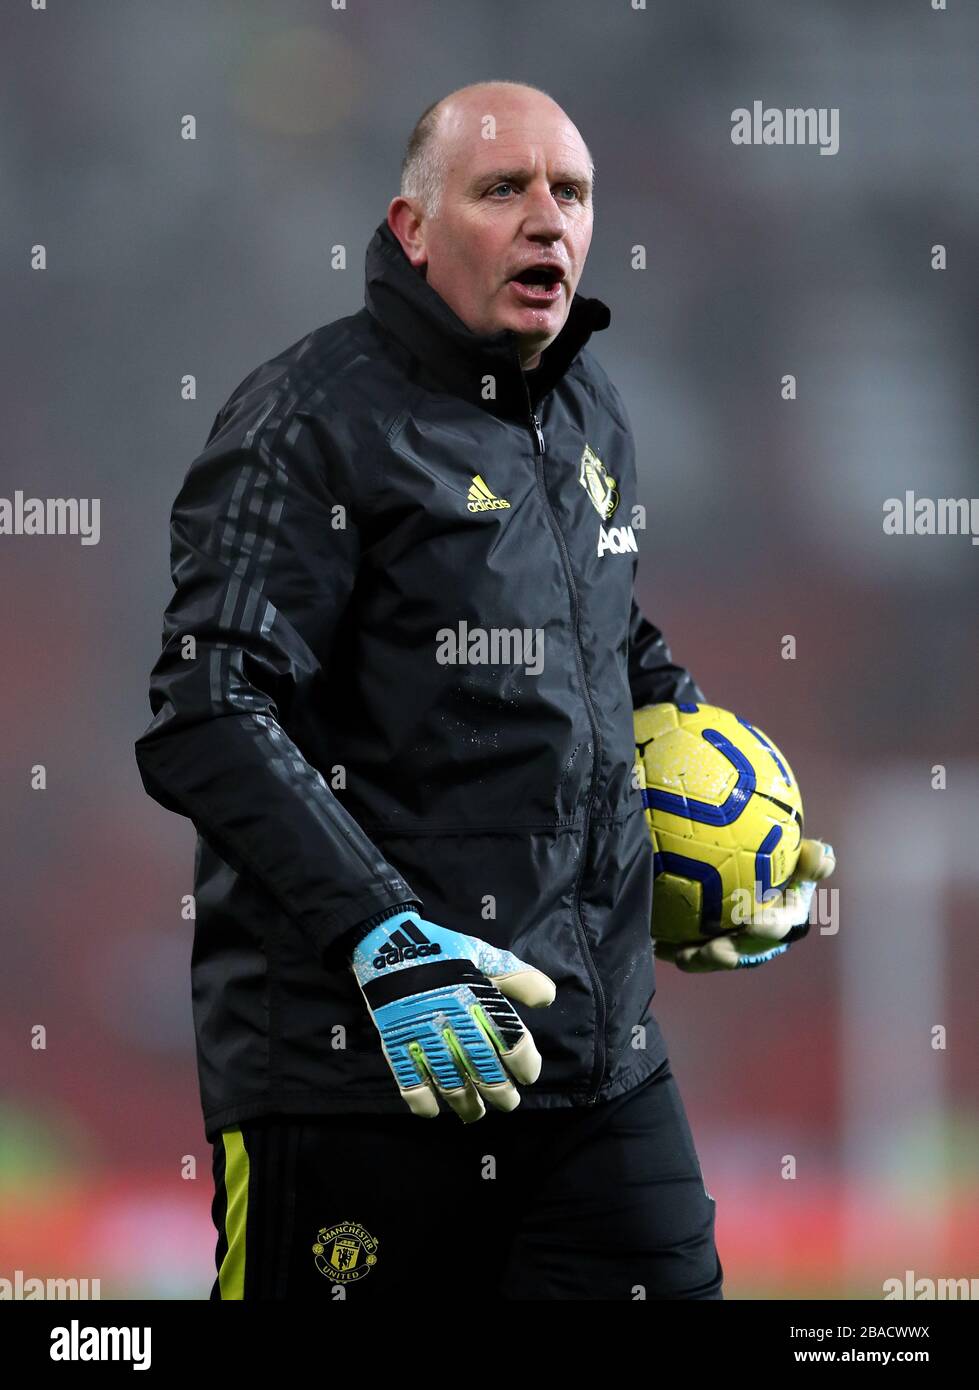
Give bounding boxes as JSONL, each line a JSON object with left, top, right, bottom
{"left": 796, "top": 838, "right": 836, "bottom": 881}
{"left": 464, "top": 995, "right": 543, "bottom": 1088}
{"left": 677, "top": 936, "right": 740, "bottom": 972}
{"left": 487, "top": 1023, "right": 542, "bottom": 1087}
{"left": 404, "top": 1029, "right": 490, "bottom": 1121}
{"left": 481, "top": 959, "right": 557, "bottom": 1008}
{"left": 379, "top": 1039, "right": 442, "bottom": 1118}
{"left": 468, "top": 1074, "right": 522, "bottom": 1117}
{"left": 655, "top": 938, "right": 716, "bottom": 969}
{"left": 396, "top": 1078, "right": 442, "bottom": 1118}
{"left": 435, "top": 1024, "right": 529, "bottom": 1122}
{"left": 432, "top": 1074, "right": 489, "bottom": 1124}
{"left": 747, "top": 879, "right": 816, "bottom": 937}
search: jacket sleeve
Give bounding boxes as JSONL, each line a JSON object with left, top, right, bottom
{"left": 628, "top": 598, "right": 706, "bottom": 708}
{"left": 133, "top": 382, "right": 421, "bottom": 970}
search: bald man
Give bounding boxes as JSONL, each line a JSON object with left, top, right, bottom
{"left": 389, "top": 82, "right": 595, "bottom": 370}
{"left": 136, "top": 80, "right": 724, "bottom": 1300}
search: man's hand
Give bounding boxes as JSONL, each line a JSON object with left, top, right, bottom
{"left": 350, "top": 910, "right": 556, "bottom": 1121}
{"left": 654, "top": 839, "right": 836, "bottom": 973}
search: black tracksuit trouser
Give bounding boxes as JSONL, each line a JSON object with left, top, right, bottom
{"left": 209, "top": 1055, "right": 724, "bottom": 1301}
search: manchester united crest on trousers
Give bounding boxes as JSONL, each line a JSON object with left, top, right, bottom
{"left": 312, "top": 1221, "right": 379, "bottom": 1283}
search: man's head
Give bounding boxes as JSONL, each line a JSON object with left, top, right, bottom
{"left": 388, "top": 81, "right": 594, "bottom": 372}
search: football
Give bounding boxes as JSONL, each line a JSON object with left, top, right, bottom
{"left": 634, "top": 702, "right": 804, "bottom": 947}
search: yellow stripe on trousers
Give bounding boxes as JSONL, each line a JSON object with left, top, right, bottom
{"left": 217, "top": 1127, "right": 249, "bottom": 1300}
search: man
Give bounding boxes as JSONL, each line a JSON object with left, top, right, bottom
{"left": 135, "top": 80, "right": 728, "bottom": 1300}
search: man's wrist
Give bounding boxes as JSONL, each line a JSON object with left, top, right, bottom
{"left": 344, "top": 901, "right": 420, "bottom": 956}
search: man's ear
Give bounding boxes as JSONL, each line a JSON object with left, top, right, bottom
{"left": 387, "top": 196, "right": 428, "bottom": 271}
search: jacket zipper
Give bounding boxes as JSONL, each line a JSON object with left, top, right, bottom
{"left": 526, "top": 404, "right": 608, "bottom": 1104}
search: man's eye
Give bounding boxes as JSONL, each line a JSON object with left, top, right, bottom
{"left": 487, "top": 182, "right": 580, "bottom": 200}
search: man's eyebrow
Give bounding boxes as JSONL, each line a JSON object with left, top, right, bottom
{"left": 471, "top": 167, "right": 592, "bottom": 193}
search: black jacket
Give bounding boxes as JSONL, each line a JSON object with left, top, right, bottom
{"left": 134, "top": 219, "right": 703, "bottom": 1139}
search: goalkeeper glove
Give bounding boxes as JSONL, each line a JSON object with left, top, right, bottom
{"left": 350, "top": 909, "right": 555, "bottom": 1121}
{"left": 653, "top": 838, "right": 836, "bottom": 972}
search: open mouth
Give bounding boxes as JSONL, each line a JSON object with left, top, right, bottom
{"left": 508, "top": 266, "right": 564, "bottom": 304}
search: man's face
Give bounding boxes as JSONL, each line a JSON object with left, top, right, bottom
{"left": 391, "top": 91, "right": 594, "bottom": 371}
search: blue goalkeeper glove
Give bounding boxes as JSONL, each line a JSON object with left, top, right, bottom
{"left": 654, "top": 839, "right": 836, "bottom": 973}
{"left": 350, "top": 909, "right": 556, "bottom": 1121}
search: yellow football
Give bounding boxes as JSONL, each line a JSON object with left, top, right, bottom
{"left": 634, "top": 701, "right": 804, "bottom": 947}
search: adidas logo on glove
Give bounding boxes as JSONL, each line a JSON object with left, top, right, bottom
{"left": 372, "top": 920, "right": 443, "bottom": 970}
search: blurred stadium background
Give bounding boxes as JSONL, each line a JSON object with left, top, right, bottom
{"left": 1, "top": 0, "right": 976, "bottom": 1299}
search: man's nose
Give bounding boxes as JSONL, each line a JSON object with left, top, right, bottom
{"left": 521, "top": 181, "right": 568, "bottom": 237}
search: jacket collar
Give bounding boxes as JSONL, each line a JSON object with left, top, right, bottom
{"left": 363, "top": 219, "right": 611, "bottom": 421}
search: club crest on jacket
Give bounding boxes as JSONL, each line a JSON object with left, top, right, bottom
{"left": 579, "top": 443, "right": 619, "bottom": 520}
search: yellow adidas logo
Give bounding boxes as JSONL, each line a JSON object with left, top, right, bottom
{"left": 466, "top": 474, "right": 511, "bottom": 512}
